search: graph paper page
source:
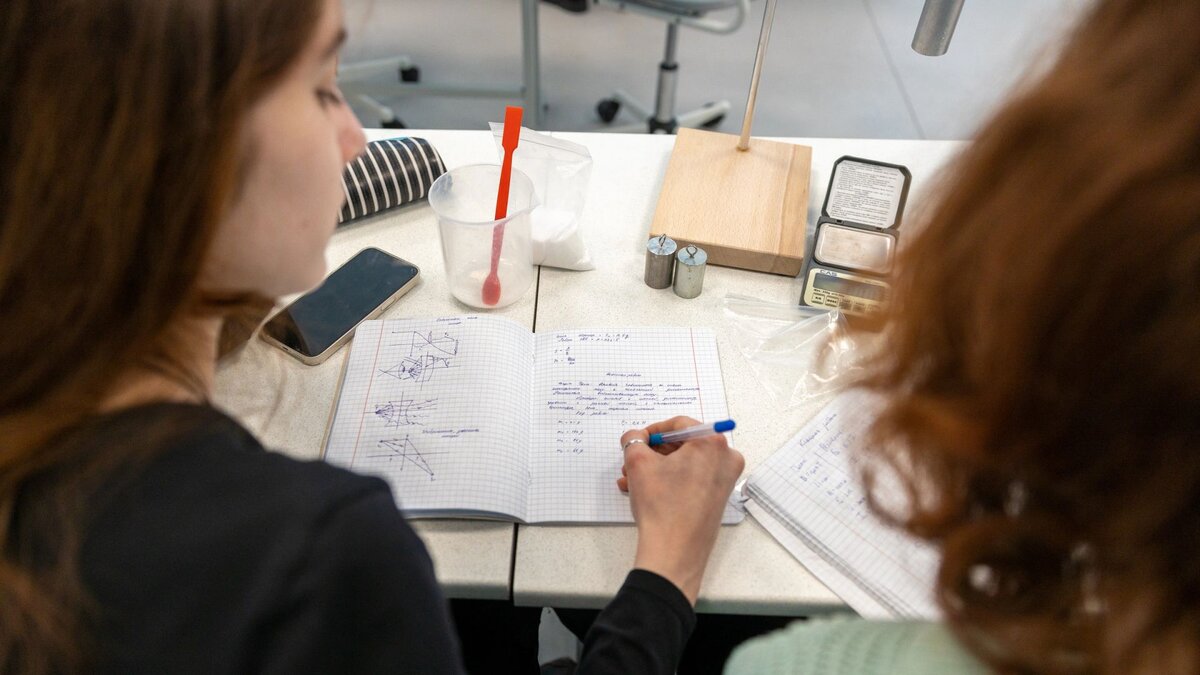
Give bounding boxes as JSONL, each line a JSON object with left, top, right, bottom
{"left": 324, "top": 316, "right": 533, "bottom": 520}
{"left": 745, "top": 391, "right": 939, "bottom": 619}
{"left": 527, "top": 327, "right": 742, "bottom": 524}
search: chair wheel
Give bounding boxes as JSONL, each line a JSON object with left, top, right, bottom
{"left": 702, "top": 114, "right": 725, "bottom": 129}
{"left": 381, "top": 117, "right": 407, "bottom": 129}
{"left": 400, "top": 66, "right": 420, "bottom": 83}
{"left": 596, "top": 99, "right": 620, "bottom": 123}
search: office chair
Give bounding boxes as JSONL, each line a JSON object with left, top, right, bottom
{"left": 337, "top": 0, "right": 546, "bottom": 129}
{"left": 593, "top": 0, "right": 750, "bottom": 134}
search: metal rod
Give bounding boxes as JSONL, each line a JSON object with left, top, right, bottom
{"left": 654, "top": 23, "right": 680, "bottom": 126}
{"left": 911, "top": 0, "right": 965, "bottom": 57}
{"left": 521, "top": 0, "right": 544, "bottom": 127}
{"left": 737, "top": 0, "right": 778, "bottom": 151}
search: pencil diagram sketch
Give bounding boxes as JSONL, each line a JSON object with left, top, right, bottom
{"left": 367, "top": 435, "right": 436, "bottom": 480}
{"left": 374, "top": 395, "right": 439, "bottom": 427}
{"left": 379, "top": 330, "right": 460, "bottom": 384}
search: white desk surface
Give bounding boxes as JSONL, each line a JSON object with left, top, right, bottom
{"left": 514, "top": 131, "right": 965, "bottom": 615}
{"left": 213, "top": 129, "right": 526, "bottom": 601}
{"left": 213, "top": 128, "right": 966, "bottom": 612}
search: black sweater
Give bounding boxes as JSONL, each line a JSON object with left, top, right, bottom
{"left": 36, "top": 404, "right": 692, "bottom": 674}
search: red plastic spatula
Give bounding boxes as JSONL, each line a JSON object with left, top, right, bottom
{"left": 482, "top": 106, "right": 524, "bottom": 306}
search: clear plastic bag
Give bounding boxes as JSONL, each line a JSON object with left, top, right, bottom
{"left": 491, "top": 123, "right": 594, "bottom": 270}
{"left": 722, "top": 294, "right": 873, "bottom": 410}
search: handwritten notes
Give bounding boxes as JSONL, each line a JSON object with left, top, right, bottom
{"left": 529, "top": 328, "right": 740, "bottom": 524}
{"left": 325, "top": 316, "right": 534, "bottom": 520}
{"left": 745, "top": 391, "right": 939, "bottom": 618}
{"left": 324, "top": 316, "right": 741, "bottom": 524}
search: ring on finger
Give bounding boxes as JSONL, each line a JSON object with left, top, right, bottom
{"left": 622, "top": 438, "right": 648, "bottom": 451}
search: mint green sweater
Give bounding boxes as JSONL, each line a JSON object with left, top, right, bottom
{"left": 724, "top": 617, "right": 990, "bottom": 675}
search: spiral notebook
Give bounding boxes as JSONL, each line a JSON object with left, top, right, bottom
{"left": 743, "top": 391, "right": 940, "bottom": 619}
{"left": 323, "top": 315, "right": 744, "bottom": 525}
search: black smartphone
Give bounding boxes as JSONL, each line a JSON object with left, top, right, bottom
{"left": 260, "top": 247, "right": 420, "bottom": 365}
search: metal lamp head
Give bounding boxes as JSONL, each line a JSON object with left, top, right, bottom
{"left": 912, "top": 0, "right": 965, "bottom": 56}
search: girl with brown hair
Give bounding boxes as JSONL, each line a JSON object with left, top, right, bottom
{"left": 0, "top": 0, "right": 744, "bottom": 673}
{"left": 627, "top": 0, "right": 1200, "bottom": 672}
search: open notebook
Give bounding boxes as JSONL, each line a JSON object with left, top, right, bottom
{"left": 743, "top": 391, "right": 939, "bottom": 619}
{"left": 324, "top": 315, "right": 744, "bottom": 524}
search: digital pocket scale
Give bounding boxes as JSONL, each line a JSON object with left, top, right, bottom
{"left": 799, "top": 156, "right": 911, "bottom": 315}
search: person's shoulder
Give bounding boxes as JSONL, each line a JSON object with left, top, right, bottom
{"left": 79, "top": 401, "right": 400, "bottom": 564}
{"left": 91, "top": 402, "right": 386, "bottom": 510}
{"left": 724, "top": 616, "right": 990, "bottom": 675}
{"left": 79, "top": 402, "right": 401, "bottom": 586}
{"left": 76, "top": 404, "right": 445, "bottom": 672}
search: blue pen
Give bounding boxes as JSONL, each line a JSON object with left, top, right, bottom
{"left": 648, "top": 419, "right": 736, "bottom": 446}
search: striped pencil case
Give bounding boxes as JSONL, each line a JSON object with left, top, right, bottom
{"left": 338, "top": 137, "right": 446, "bottom": 225}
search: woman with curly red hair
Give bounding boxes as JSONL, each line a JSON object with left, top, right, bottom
{"left": 694, "top": 0, "right": 1200, "bottom": 671}
{"left": 616, "top": 0, "right": 1200, "bottom": 671}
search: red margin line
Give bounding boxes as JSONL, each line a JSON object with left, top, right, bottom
{"left": 690, "top": 328, "right": 705, "bottom": 421}
{"left": 349, "top": 324, "right": 387, "bottom": 466}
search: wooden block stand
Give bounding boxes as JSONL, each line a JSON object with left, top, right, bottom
{"left": 649, "top": 128, "right": 812, "bottom": 276}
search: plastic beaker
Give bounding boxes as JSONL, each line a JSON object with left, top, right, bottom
{"left": 429, "top": 164, "right": 537, "bottom": 309}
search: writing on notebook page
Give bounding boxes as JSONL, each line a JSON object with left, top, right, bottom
{"left": 378, "top": 329, "right": 461, "bottom": 385}
{"left": 373, "top": 396, "right": 439, "bottom": 427}
{"left": 542, "top": 332, "right": 706, "bottom": 457}
{"left": 745, "top": 391, "right": 939, "bottom": 618}
{"left": 328, "top": 316, "right": 534, "bottom": 520}
{"left": 373, "top": 327, "right": 488, "bottom": 440}
{"left": 545, "top": 380, "right": 704, "bottom": 416}
{"left": 787, "top": 409, "right": 872, "bottom": 519}
{"left": 324, "top": 316, "right": 742, "bottom": 523}
{"left": 366, "top": 435, "right": 438, "bottom": 481}
{"left": 528, "top": 327, "right": 737, "bottom": 523}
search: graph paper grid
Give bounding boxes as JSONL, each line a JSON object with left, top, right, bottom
{"left": 526, "top": 327, "right": 741, "bottom": 523}
{"left": 324, "top": 316, "right": 534, "bottom": 520}
{"left": 745, "top": 391, "right": 939, "bottom": 618}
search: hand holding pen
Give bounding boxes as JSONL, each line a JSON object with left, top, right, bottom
{"left": 617, "top": 416, "right": 744, "bottom": 606}
{"left": 648, "top": 419, "right": 735, "bottom": 447}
